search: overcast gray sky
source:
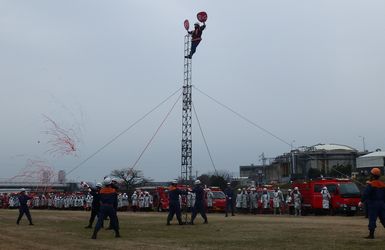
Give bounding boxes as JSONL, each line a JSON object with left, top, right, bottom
{"left": 1, "top": 0, "right": 385, "bottom": 182}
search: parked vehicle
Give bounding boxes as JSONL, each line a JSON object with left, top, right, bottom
{"left": 207, "top": 187, "right": 226, "bottom": 212}
{"left": 292, "top": 178, "right": 361, "bottom": 215}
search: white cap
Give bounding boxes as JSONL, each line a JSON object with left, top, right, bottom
{"left": 194, "top": 180, "right": 201, "bottom": 185}
{"left": 263, "top": 188, "right": 267, "bottom": 191}
{"left": 103, "top": 177, "right": 112, "bottom": 185}
{"left": 322, "top": 186, "right": 327, "bottom": 190}
{"left": 20, "top": 188, "right": 26, "bottom": 192}
{"left": 171, "top": 180, "right": 178, "bottom": 184}
{"left": 294, "top": 187, "right": 299, "bottom": 190}
{"left": 288, "top": 189, "right": 292, "bottom": 192}
{"left": 96, "top": 183, "right": 103, "bottom": 188}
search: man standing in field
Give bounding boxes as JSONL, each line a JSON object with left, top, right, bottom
{"left": 361, "top": 167, "right": 385, "bottom": 239}
{"left": 272, "top": 187, "right": 283, "bottom": 215}
{"left": 91, "top": 178, "right": 120, "bottom": 239}
{"left": 16, "top": 188, "right": 33, "bottom": 225}
{"left": 190, "top": 180, "right": 208, "bottom": 225}
{"left": 292, "top": 187, "right": 302, "bottom": 216}
{"left": 166, "top": 180, "right": 187, "bottom": 225}
{"left": 85, "top": 183, "right": 102, "bottom": 229}
{"left": 261, "top": 188, "right": 270, "bottom": 214}
{"left": 224, "top": 183, "right": 235, "bottom": 217}
{"left": 320, "top": 186, "right": 331, "bottom": 214}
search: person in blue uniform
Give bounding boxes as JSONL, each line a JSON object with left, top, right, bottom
{"left": 224, "top": 183, "right": 235, "bottom": 217}
{"left": 91, "top": 178, "right": 120, "bottom": 239}
{"left": 85, "top": 183, "right": 102, "bottom": 229}
{"left": 106, "top": 178, "right": 120, "bottom": 230}
{"left": 16, "top": 188, "right": 33, "bottom": 225}
{"left": 361, "top": 167, "right": 385, "bottom": 239}
{"left": 166, "top": 180, "right": 187, "bottom": 225}
{"left": 190, "top": 180, "right": 208, "bottom": 225}
{"left": 185, "top": 22, "right": 206, "bottom": 59}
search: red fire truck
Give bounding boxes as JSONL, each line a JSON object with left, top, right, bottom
{"left": 291, "top": 178, "right": 361, "bottom": 215}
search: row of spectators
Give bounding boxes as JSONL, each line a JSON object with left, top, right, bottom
{"left": 0, "top": 192, "right": 154, "bottom": 211}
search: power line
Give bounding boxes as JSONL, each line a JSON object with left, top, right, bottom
{"left": 193, "top": 86, "right": 362, "bottom": 185}
{"left": 192, "top": 102, "right": 218, "bottom": 175}
{"left": 193, "top": 86, "right": 291, "bottom": 147}
{"left": 130, "top": 92, "right": 182, "bottom": 170}
{"left": 67, "top": 87, "right": 182, "bottom": 176}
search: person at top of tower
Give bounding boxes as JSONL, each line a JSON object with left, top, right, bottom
{"left": 185, "top": 22, "right": 206, "bottom": 59}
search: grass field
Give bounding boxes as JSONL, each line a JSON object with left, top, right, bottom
{"left": 0, "top": 210, "right": 384, "bottom": 250}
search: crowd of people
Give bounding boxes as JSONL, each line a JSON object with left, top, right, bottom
{"left": 0, "top": 191, "right": 153, "bottom": 211}
{"left": 232, "top": 186, "right": 305, "bottom": 216}
{"left": 7, "top": 167, "right": 385, "bottom": 241}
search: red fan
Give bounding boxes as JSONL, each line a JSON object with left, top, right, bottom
{"left": 197, "top": 11, "right": 208, "bottom": 23}
{"left": 184, "top": 19, "right": 190, "bottom": 31}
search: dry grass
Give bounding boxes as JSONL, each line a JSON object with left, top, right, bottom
{"left": 0, "top": 210, "right": 384, "bottom": 249}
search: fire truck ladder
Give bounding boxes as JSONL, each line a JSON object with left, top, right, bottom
{"left": 181, "top": 33, "right": 193, "bottom": 224}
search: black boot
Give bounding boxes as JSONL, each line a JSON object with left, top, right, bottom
{"left": 91, "top": 234, "right": 97, "bottom": 239}
{"left": 365, "top": 230, "right": 374, "bottom": 239}
{"left": 115, "top": 232, "right": 121, "bottom": 238}
{"left": 85, "top": 225, "right": 92, "bottom": 229}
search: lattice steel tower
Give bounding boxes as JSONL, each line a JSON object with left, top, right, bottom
{"left": 181, "top": 34, "right": 193, "bottom": 184}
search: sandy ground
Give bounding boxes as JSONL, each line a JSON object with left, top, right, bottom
{"left": 0, "top": 210, "right": 384, "bottom": 249}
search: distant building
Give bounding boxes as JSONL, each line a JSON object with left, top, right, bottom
{"left": 239, "top": 165, "right": 265, "bottom": 186}
{"left": 356, "top": 150, "right": 385, "bottom": 174}
{"left": 293, "top": 144, "right": 360, "bottom": 176}
{"left": 263, "top": 143, "right": 364, "bottom": 183}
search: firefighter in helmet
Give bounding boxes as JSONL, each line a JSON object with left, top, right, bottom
{"left": 320, "top": 186, "right": 331, "bottom": 214}
{"left": 292, "top": 187, "right": 302, "bottom": 216}
{"left": 361, "top": 167, "right": 385, "bottom": 239}
{"left": 185, "top": 22, "right": 206, "bottom": 59}
{"left": 190, "top": 180, "right": 208, "bottom": 225}
{"left": 166, "top": 180, "right": 187, "bottom": 225}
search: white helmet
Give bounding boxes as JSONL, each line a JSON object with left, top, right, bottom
{"left": 263, "top": 188, "right": 267, "bottom": 191}
{"left": 322, "top": 186, "right": 327, "bottom": 190}
{"left": 20, "top": 188, "right": 26, "bottom": 192}
{"left": 103, "top": 177, "right": 112, "bottom": 185}
{"left": 194, "top": 180, "right": 201, "bottom": 185}
{"left": 171, "top": 180, "right": 178, "bottom": 184}
{"left": 294, "top": 187, "right": 299, "bottom": 191}
{"left": 96, "top": 183, "right": 103, "bottom": 188}
{"left": 288, "top": 189, "right": 292, "bottom": 192}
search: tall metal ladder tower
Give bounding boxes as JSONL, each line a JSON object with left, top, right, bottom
{"left": 181, "top": 34, "right": 193, "bottom": 185}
